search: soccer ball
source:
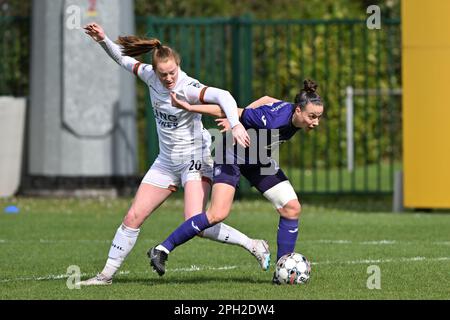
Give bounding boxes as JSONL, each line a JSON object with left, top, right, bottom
{"left": 274, "top": 252, "right": 311, "bottom": 285}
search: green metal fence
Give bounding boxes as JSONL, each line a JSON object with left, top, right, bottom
{"left": 139, "top": 17, "right": 402, "bottom": 195}
{"left": 0, "top": 16, "right": 401, "bottom": 195}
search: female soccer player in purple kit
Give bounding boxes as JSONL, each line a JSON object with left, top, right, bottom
{"left": 149, "top": 79, "right": 324, "bottom": 283}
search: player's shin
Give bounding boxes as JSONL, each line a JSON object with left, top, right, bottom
{"left": 276, "top": 217, "right": 299, "bottom": 261}
{"left": 202, "top": 223, "right": 271, "bottom": 271}
{"left": 201, "top": 223, "right": 252, "bottom": 248}
{"left": 159, "top": 212, "right": 212, "bottom": 252}
{"left": 101, "top": 223, "right": 140, "bottom": 279}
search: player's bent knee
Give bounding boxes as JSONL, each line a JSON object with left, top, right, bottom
{"left": 263, "top": 180, "right": 298, "bottom": 211}
{"left": 123, "top": 207, "right": 144, "bottom": 228}
{"left": 206, "top": 209, "right": 227, "bottom": 225}
{"left": 208, "top": 214, "right": 225, "bottom": 225}
{"left": 122, "top": 212, "right": 135, "bottom": 227}
{"left": 282, "top": 199, "right": 302, "bottom": 219}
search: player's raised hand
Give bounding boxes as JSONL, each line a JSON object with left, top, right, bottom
{"left": 83, "top": 22, "right": 105, "bottom": 42}
{"left": 215, "top": 118, "right": 231, "bottom": 133}
{"left": 231, "top": 122, "right": 250, "bottom": 148}
{"left": 170, "top": 92, "right": 192, "bottom": 111}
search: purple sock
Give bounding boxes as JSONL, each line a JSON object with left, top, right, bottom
{"left": 277, "top": 217, "right": 299, "bottom": 261}
{"left": 161, "top": 212, "right": 212, "bottom": 252}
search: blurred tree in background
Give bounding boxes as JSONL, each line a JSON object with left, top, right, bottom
{"left": 134, "top": 0, "right": 399, "bottom": 20}
{"left": 133, "top": 0, "right": 401, "bottom": 172}
{"left": 0, "top": 0, "right": 31, "bottom": 96}
{"left": 0, "top": 0, "right": 401, "bottom": 174}
{"left": 0, "top": 0, "right": 30, "bottom": 16}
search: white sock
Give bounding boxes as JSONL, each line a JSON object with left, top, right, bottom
{"left": 101, "top": 223, "right": 140, "bottom": 279}
{"left": 155, "top": 244, "right": 170, "bottom": 254}
{"left": 202, "top": 223, "right": 253, "bottom": 251}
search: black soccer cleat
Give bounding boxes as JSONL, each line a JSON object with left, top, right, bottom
{"left": 147, "top": 246, "right": 168, "bottom": 276}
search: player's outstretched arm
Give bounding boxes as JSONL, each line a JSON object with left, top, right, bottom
{"left": 245, "top": 96, "right": 281, "bottom": 109}
{"left": 83, "top": 22, "right": 142, "bottom": 75}
{"left": 183, "top": 85, "right": 250, "bottom": 147}
{"left": 215, "top": 95, "right": 281, "bottom": 132}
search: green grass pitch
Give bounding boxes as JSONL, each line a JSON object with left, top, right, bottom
{"left": 0, "top": 196, "right": 449, "bottom": 300}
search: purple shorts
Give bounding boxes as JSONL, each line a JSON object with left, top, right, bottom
{"left": 213, "top": 163, "right": 288, "bottom": 193}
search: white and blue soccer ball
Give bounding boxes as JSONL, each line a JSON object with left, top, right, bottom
{"left": 274, "top": 252, "right": 311, "bottom": 285}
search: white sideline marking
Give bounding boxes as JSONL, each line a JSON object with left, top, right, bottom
{"left": 1, "top": 255, "right": 448, "bottom": 284}
{"left": 311, "top": 256, "right": 450, "bottom": 266}
{"left": 170, "top": 265, "right": 238, "bottom": 272}
{"left": 360, "top": 240, "right": 397, "bottom": 245}
{"left": 312, "top": 240, "right": 352, "bottom": 244}
{"left": 0, "top": 239, "right": 158, "bottom": 244}
{"left": 38, "top": 239, "right": 111, "bottom": 244}
{"left": 434, "top": 241, "right": 450, "bottom": 246}
{"left": 305, "top": 239, "right": 450, "bottom": 246}
{"left": 0, "top": 271, "right": 130, "bottom": 283}
{"left": 0, "top": 239, "right": 112, "bottom": 244}
{"left": 0, "top": 239, "right": 449, "bottom": 246}
{"left": 0, "top": 266, "right": 239, "bottom": 283}
{"left": 307, "top": 239, "right": 397, "bottom": 245}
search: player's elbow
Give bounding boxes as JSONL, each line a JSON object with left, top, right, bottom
{"left": 203, "top": 87, "right": 237, "bottom": 108}
{"left": 217, "top": 90, "right": 234, "bottom": 104}
{"left": 209, "top": 88, "right": 233, "bottom": 104}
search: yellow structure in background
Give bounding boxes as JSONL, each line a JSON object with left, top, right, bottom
{"left": 402, "top": 0, "right": 450, "bottom": 208}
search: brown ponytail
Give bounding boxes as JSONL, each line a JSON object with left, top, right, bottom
{"left": 116, "top": 36, "right": 160, "bottom": 57}
{"left": 116, "top": 35, "right": 181, "bottom": 70}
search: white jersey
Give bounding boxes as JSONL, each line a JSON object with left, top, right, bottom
{"left": 99, "top": 37, "right": 213, "bottom": 168}
{"left": 137, "top": 64, "right": 210, "bottom": 166}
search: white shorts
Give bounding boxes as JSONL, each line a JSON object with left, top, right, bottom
{"left": 141, "top": 155, "right": 214, "bottom": 191}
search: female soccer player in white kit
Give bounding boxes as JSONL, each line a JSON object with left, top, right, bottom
{"left": 77, "top": 23, "right": 270, "bottom": 285}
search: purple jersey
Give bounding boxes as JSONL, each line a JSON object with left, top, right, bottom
{"left": 218, "top": 101, "right": 299, "bottom": 165}
{"left": 241, "top": 100, "right": 299, "bottom": 141}
{"left": 241, "top": 101, "right": 298, "bottom": 131}
{"left": 214, "top": 101, "right": 298, "bottom": 189}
